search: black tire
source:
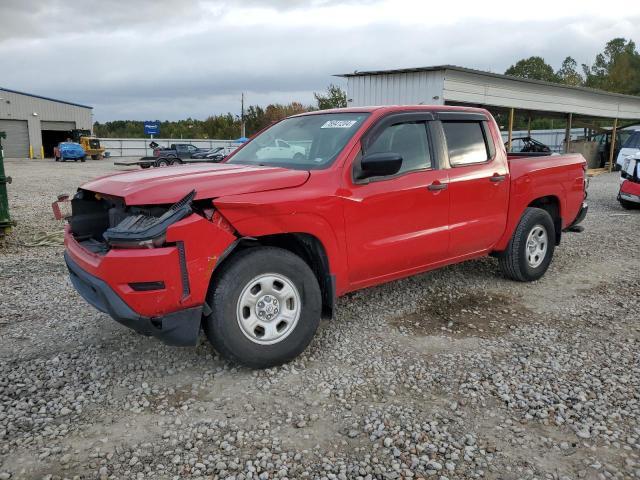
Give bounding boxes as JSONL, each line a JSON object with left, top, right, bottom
{"left": 140, "top": 164, "right": 151, "bottom": 169}
{"left": 91, "top": 154, "right": 99, "bottom": 160}
{"left": 203, "top": 247, "right": 322, "bottom": 368}
{"left": 155, "top": 158, "right": 170, "bottom": 167}
{"left": 80, "top": 157, "right": 86, "bottom": 163}
{"left": 172, "top": 158, "right": 183, "bottom": 165}
{"left": 55, "top": 157, "right": 60, "bottom": 162}
{"left": 499, "top": 207, "right": 556, "bottom": 282}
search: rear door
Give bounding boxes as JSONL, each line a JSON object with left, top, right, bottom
{"left": 439, "top": 113, "right": 509, "bottom": 257}
{"left": 342, "top": 113, "right": 450, "bottom": 286}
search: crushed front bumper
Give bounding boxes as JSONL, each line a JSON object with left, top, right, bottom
{"left": 65, "top": 252, "right": 202, "bottom": 346}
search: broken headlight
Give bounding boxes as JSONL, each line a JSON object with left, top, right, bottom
{"left": 103, "top": 190, "right": 196, "bottom": 249}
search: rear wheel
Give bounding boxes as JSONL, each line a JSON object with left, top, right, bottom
{"left": 203, "top": 247, "right": 321, "bottom": 368}
{"left": 140, "top": 164, "right": 151, "bottom": 169}
{"left": 155, "top": 158, "right": 170, "bottom": 167}
{"left": 499, "top": 207, "right": 556, "bottom": 282}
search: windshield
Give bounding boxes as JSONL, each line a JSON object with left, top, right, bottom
{"left": 228, "top": 112, "right": 370, "bottom": 170}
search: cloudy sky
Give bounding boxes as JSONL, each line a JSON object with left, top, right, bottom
{"left": 1, "top": 0, "right": 639, "bottom": 121}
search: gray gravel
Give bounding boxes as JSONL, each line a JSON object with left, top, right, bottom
{"left": 1, "top": 158, "right": 639, "bottom": 479}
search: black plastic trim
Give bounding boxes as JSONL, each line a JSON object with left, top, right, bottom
{"left": 436, "top": 111, "right": 489, "bottom": 122}
{"left": 177, "top": 241, "right": 190, "bottom": 298}
{"left": 64, "top": 252, "right": 201, "bottom": 346}
{"left": 564, "top": 202, "right": 588, "bottom": 231}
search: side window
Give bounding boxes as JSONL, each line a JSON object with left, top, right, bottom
{"left": 442, "top": 121, "right": 491, "bottom": 166}
{"left": 625, "top": 132, "right": 640, "bottom": 149}
{"left": 367, "top": 122, "right": 431, "bottom": 174}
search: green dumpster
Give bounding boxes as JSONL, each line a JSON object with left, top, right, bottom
{"left": 0, "top": 131, "right": 13, "bottom": 236}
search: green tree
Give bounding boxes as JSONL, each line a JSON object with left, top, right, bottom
{"left": 556, "top": 56, "right": 583, "bottom": 86}
{"left": 505, "top": 56, "right": 559, "bottom": 82}
{"left": 583, "top": 38, "right": 640, "bottom": 95}
{"left": 314, "top": 84, "right": 347, "bottom": 109}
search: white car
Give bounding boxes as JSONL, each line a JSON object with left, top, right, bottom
{"left": 255, "top": 139, "right": 306, "bottom": 161}
{"left": 616, "top": 130, "right": 640, "bottom": 168}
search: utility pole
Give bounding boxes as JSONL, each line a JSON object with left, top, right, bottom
{"left": 241, "top": 93, "right": 246, "bottom": 138}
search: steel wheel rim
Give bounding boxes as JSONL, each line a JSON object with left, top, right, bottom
{"left": 236, "top": 273, "right": 301, "bottom": 345}
{"left": 526, "top": 224, "right": 548, "bottom": 268}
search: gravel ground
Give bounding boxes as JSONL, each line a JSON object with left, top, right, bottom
{"left": 1, "top": 158, "right": 639, "bottom": 480}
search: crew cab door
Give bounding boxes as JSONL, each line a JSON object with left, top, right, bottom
{"left": 342, "top": 113, "right": 450, "bottom": 287}
{"left": 438, "top": 113, "right": 509, "bottom": 257}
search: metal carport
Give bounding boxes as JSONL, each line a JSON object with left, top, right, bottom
{"left": 338, "top": 65, "right": 640, "bottom": 170}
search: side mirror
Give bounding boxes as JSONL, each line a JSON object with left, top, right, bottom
{"left": 358, "top": 152, "right": 403, "bottom": 179}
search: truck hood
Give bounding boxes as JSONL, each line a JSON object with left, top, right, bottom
{"left": 81, "top": 163, "right": 310, "bottom": 205}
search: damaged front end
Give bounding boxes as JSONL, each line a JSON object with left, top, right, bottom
{"left": 62, "top": 188, "right": 238, "bottom": 346}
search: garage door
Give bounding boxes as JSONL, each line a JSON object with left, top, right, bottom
{"left": 41, "top": 121, "right": 76, "bottom": 131}
{"left": 0, "top": 119, "right": 29, "bottom": 158}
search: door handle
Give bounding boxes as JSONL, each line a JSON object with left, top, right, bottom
{"left": 427, "top": 181, "right": 448, "bottom": 191}
{"left": 490, "top": 174, "right": 506, "bottom": 183}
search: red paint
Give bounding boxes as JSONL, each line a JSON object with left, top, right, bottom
{"left": 65, "top": 106, "right": 587, "bottom": 319}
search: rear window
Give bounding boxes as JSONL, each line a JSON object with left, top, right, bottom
{"left": 622, "top": 131, "right": 640, "bottom": 149}
{"left": 442, "top": 121, "right": 493, "bottom": 166}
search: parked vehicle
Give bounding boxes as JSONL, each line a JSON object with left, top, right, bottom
{"left": 61, "top": 106, "right": 588, "bottom": 368}
{"left": 71, "top": 129, "right": 105, "bottom": 160}
{"left": 616, "top": 130, "right": 640, "bottom": 169}
{"left": 153, "top": 144, "right": 208, "bottom": 164}
{"left": 507, "top": 136, "right": 551, "bottom": 154}
{"left": 618, "top": 152, "right": 640, "bottom": 209}
{"left": 116, "top": 146, "right": 240, "bottom": 169}
{"left": 54, "top": 142, "right": 86, "bottom": 162}
{"left": 255, "top": 138, "right": 306, "bottom": 161}
{"left": 191, "top": 146, "right": 235, "bottom": 162}
{"left": 594, "top": 129, "right": 633, "bottom": 168}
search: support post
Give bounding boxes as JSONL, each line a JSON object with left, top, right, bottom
{"left": 241, "top": 93, "right": 246, "bottom": 138}
{"left": 608, "top": 118, "right": 618, "bottom": 173}
{"left": 507, "top": 108, "right": 514, "bottom": 152}
{"left": 564, "top": 113, "right": 573, "bottom": 153}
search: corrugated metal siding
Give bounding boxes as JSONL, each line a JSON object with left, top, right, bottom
{"left": 0, "top": 119, "right": 29, "bottom": 157}
{"left": 0, "top": 89, "right": 92, "bottom": 156}
{"left": 41, "top": 120, "right": 76, "bottom": 131}
{"left": 347, "top": 71, "right": 445, "bottom": 107}
{"left": 442, "top": 69, "right": 640, "bottom": 119}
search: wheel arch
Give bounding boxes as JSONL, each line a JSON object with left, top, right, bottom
{"left": 527, "top": 195, "right": 562, "bottom": 245}
{"left": 211, "top": 233, "right": 336, "bottom": 319}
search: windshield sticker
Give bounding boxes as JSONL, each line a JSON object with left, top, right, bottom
{"left": 321, "top": 120, "right": 358, "bottom": 129}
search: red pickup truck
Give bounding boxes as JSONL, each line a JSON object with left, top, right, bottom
{"left": 62, "top": 106, "right": 587, "bottom": 367}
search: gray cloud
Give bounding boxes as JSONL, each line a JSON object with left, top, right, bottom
{"left": 1, "top": 1, "right": 638, "bottom": 121}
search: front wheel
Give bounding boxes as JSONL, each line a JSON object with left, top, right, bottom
{"left": 499, "top": 207, "right": 556, "bottom": 282}
{"left": 204, "top": 247, "right": 322, "bottom": 368}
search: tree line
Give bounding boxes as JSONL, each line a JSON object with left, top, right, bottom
{"left": 505, "top": 37, "right": 640, "bottom": 95}
{"left": 93, "top": 85, "right": 347, "bottom": 139}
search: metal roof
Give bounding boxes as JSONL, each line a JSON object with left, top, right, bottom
{"left": 336, "top": 64, "right": 640, "bottom": 102}
{"left": 0, "top": 87, "right": 93, "bottom": 109}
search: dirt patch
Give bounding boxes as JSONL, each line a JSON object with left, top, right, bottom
{"left": 390, "top": 291, "right": 532, "bottom": 338}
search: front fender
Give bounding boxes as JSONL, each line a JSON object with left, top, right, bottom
{"left": 214, "top": 205, "right": 348, "bottom": 295}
